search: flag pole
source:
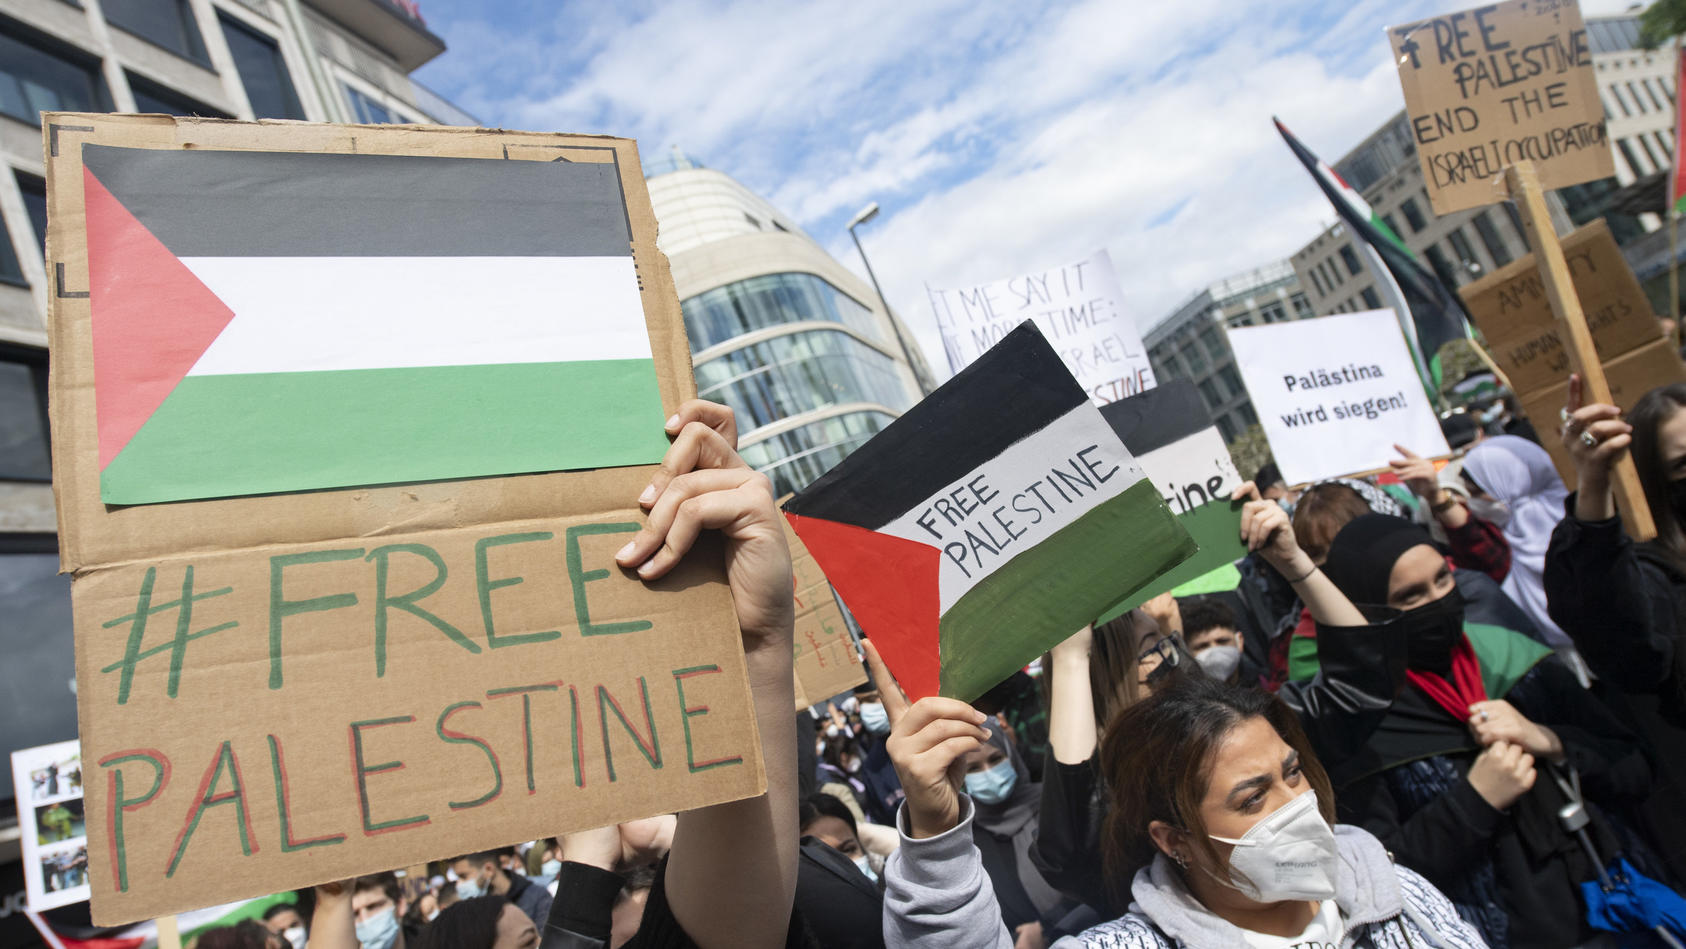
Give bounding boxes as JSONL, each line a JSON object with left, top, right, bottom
{"left": 1505, "top": 160, "right": 1657, "bottom": 540}
{"left": 1672, "top": 37, "right": 1682, "bottom": 338}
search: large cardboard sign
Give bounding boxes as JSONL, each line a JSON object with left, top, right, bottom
{"left": 44, "top": 115, "right": 762, "bottom": 924}
{"left": 1461, "top": 220, "right": 1686, "bottom": 485}
{"left": 1096, "top": 381, "right": 1246, "bottom": 622}
{"left": 784, "top": 323, "right": 1193, "bottom": 701}
{"left": 11, "top": 740, "right": 89, "bottom": 911}
{"left": 925, "top": 249, "right": 1154, "bottom": 404}
{"left": 1230, "top": 310, "right": 1450, "bottom": 486}
{"left": 783, "top": 509, "right": 867, "bottom": 709}
{"left": 1389, "top": 0, "right": 1612, "bottom": 215}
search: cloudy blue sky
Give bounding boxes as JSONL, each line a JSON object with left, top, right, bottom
{"left": 414, "top": 0, "right": 1642, "bottom": 379}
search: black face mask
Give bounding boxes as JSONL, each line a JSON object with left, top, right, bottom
{"left": 1399, "top": 586, "right": 1466, "bottom": 676}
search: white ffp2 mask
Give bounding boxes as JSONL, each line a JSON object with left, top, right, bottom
{"left": 1207, "top": 790, "right": 1338, "bottom": 902}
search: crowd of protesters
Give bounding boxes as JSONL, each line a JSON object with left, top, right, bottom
{"left": 180, "top": 384, "right": 1686, "bottom": 949}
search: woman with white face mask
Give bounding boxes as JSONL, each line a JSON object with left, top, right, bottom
{"left": 873, "top": 652, "right": 1488, "bottom": 949}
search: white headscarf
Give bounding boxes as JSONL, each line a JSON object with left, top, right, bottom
{"left": 1462, "top": 435, "right": 1572, "bottom": 648}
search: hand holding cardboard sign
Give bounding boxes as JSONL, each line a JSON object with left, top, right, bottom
{"left": 618, "top": 402, "right": 794, "bottom": 647}
{"left": 863, "top": 639, "right": 989, "bottom": 840}
{"left": 663, "top": 398, "right": 741, "bottom": 449}
{"left": 1562, "top": 373, "right": 1633, "bottom": 525}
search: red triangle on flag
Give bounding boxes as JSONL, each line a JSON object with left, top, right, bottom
{"left": 84, "top": 166, "right": 235, "bottom": 470}
{"left": 783, "top": 512, "right": 944, "bottom": 699}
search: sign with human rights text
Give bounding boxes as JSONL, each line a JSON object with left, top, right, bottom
{"left": 1388, "top": 0, "right": 1612, "bottom": 215}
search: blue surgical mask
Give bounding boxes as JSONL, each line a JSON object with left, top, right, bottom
{"left": 355, "top": 906, "right": 399, "bottom": 949}
{"left": 534, "top": 858, "right": 562, "bottom": 886}
{"left": 965, "top": 758, "right": 1017, "bottom": 804}
{"left": 859, "top": 701, "right": 890, "bottom": 735}
{"left": 455, "top": 874, "right": 484, "bottom": 900}
{"left": 853, "top": 854, "right": 879, "bottom": 884}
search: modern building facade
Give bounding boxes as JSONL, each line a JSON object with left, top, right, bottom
{"left": 1290, "top": 13, "right": 1665, "bottom": 321}
{"left": 646, "top": 152, "right": 929, "bottom": 497}
{"left": 0, "top": 0, "right": 473, "bottom": 820}
{"left": 1144, "top": 260, "right": 1314, "bottom": 442}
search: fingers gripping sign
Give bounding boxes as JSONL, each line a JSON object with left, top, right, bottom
{"left": 615, "top": 401, "right": 794, "bottom": 646}
{"left": 863, "top": 639, "right": 989, "bottom": 839}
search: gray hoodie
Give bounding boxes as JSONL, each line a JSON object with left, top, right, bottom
{"left": 884, "top": 798, "right": 1488, "bottom": 949}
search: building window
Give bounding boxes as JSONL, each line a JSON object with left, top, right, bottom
{"left": 1291, "top": 293, "right": 1312, "bottom": 317}
{"left": 0, "top": 205, "right": 23, "bottom": 287}
{"left": 1617, "top": 138, "right": 1647, "bottom": 177}
{"left": 103, "top": 0, "right": 209, "bottom": 64}
{"left": 743, "top": 212, "right": 762, "bottom": 229}
{"left": 739, "top": 409, "right": 896, "bottom": 497}
{"left": 1307, "top": 267, "right": 1326, "bottom": 296}
{"left": 17, "top": 174, "right": 46, "bottom": 255}
{"left": 1216, "top": 415, "right": 1236, "bottom": 442}
{"left": 1218, "top": 363, "right": 1244, "bottom": 398}
{"left": 681, "top": 272, "right": 885, "bottom": 352}
{"left": 1642, "top": 77, "right": 1668, "bottom": 111}
{"left": 1237, "top": 402, "right": 1258, "bottom": 427}
{"left": 1638, "top": 134, "right": 1662, "bottom": 172}
{"left": 1324, "top": 258, "right": 1344, "bottom": 286}
{"left": 344, "top": 84, "right": 396, "bottom": 124}
{"left": 1399, "top": 197, "right": 1428, "bottom": 233}
{"left": 1609, "top": 83, "right": 1633, "bottom": 117}
{"left": 1381, "top": 213, "right": 1403, "bottom": 239}
{"left": 220, "top": 15, "right": 305, "bottom": 120}
{"left": 1198, "top": 378, "right": 1223, "bottom": 409}
{"left": 1199, "top": 326, "right": 1224, "bottom": 359}
{"left": 0, "top": 345, "right": 51, "bottom": 480}
{"left": 1339, "top": 245, "right": 1362, "bottom": 276}
{"left": 1184, "top": 343, "right": 1207, "bottom": 374}
{"left": 1425, "top": 244, "right": 1462, "bottom": 288}
{"left": 1361, "top": 286, "right": 1382, "bottom": 309}
{"left": 1447, "top": 228, "right": 1479, "bottom": 273}
{"left": 692, "top": 328, "right": 915, "bottom": 434}
{"left": 128, "top": 73, "right": 227, "bottom": 117}
{"left": 1260, "top": 301, "right": 1285, "bottom": 323}
{"left": 1473, "top": 212, "right": 1513, "bottom": 267}
{"left": 0, "top": 23, "right": 110, "bottom": 125}
{"left": 1655, "top": 131, "right": 1674, "bottom": 161}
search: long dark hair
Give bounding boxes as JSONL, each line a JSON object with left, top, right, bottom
{"left": 412, "top": 894, "right": 507, "bottom": 949}
{"left": 1098, "top": 675, "right": 1334, "bottom": 908}
{"left": 1630, "top": 383, "right": 1686, "bottom": 565}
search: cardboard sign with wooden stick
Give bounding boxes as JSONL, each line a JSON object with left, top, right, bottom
{"left": 1387, "top": 0, "right": 1655, "bottom": 539}
{"left": 44, "top": 114, "right": 762, "bottom": 925}
{"left": 1388, "top": 0, "right": 1612, "bottom": 216}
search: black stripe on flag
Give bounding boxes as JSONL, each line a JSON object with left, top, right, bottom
{"left": 1098, "top": 380, "right": 1212, "bottom": 456}
{"left": 81, "top": 145, "right": 631, "bottom": 258}
{"left": 784, "top": 321, "right": 1087, "bottom": 531}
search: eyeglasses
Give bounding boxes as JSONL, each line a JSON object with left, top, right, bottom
{"left": 1135, "top": 637, "right": 1177, "bottom": 667}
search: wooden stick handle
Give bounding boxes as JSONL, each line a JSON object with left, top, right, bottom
{"left": 1504, "top": 161, "right": 1656, "bottom": 541}
{"left": 156, "top": 915, "right": 182, "bottom": 949}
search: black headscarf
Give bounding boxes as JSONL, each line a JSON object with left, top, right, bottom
{"left": 1322, "top": 513, "right": 1435, "bottom": 608}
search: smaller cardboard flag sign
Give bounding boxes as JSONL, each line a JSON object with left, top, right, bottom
{"left": 783, "top": 323, "right": 1195, "bottom": 701}
{"left": 1096, "top": 381, "right": 1246, "bottom": 622}
{"left": 781, "top": 505, "right": 867, "bottom": 710}
{"left": 11, "top": 740, "right": 89, "bottom": 912}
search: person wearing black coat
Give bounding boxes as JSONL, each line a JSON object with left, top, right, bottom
{"left": 1545, "top": 379, "right": 1686, "bottom": 885}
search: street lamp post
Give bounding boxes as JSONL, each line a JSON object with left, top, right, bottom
{"left": 847, "top": 202, "right": 930, "bottom": 396}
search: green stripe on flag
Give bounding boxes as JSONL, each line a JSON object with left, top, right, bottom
{"left": 1094, "top": 498, "right": 1246, "bottom": 625}
{"left": 102, "top": 359, "right": 670, "bottom": 504}
{"left": 936, "top": 478, "right": 1194, "bottom": 699}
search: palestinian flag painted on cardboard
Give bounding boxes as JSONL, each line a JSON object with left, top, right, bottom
{"left": 82, "top": 145, "right": 669, "bottom": 505}
{"left": 783, "top": 323, "right": 1194, "bottom": 700}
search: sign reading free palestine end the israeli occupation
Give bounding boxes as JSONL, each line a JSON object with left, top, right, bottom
{"left": 926, "top": 249, "right": 1155, "bottom": 405}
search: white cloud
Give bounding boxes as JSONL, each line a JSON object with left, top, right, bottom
{"left": 416, "top": 0, "right": 1634, "bottom": 383}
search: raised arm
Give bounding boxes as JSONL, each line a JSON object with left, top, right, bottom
{"left": 304, "top": 882, "right": 354, "bottom": 949}
{"left": 614, "top": 401, "right": 799, "bottom": 949}
{"left": 1233, "top": 481, "right": 1365, "bottom": 628}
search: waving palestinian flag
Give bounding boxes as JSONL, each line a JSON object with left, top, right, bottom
{"left": 784, "top": 323, "right": 1193, "bottom": 700}
{"left": 82, "top": 145, "right": 669, "bottom": 505}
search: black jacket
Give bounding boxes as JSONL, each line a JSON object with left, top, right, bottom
{"left": 1028, "top": 614, "right": 1408, "bottom": 916}
{"left": 1545, "top": 507, "right": 1686, "bottom": 884}
{"left": 539, "top": 858, "right": 815, "bottom": 949}
{"left": 793, "top": 838, "right": 884, "bottom": 949}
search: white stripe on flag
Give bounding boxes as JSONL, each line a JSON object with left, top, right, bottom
{"left": 881, "top": 404, "right": 1144, "bottom": 613}
{"left": 181, "top": 256, "right": 651, "bottom": 375}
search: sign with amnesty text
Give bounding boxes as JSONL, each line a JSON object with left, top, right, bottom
{"left": 1229, "top": 310, "right": 1449, "bottom": 486}
{"left": 926, "top": 249, "right": 1154, "bottom": 404}
{"left": 44, "top": 114, "right": 761, "bottom": 925}
{"left": 784, "top": 323, "right": 1192, "bottom": 701}
{"left": 1388, "top": 0, "right": 1612, "bottom": 215}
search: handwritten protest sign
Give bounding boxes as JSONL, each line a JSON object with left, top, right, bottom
{"left": 1230, "top": 310, "right": 1450, "bottom": 486}
{"left": 1388, "top": 0, "right": 1612, "bottom": 215}
{"left": 12, "top": 740, "right": 89, "bottom": 911}
{"left": 44, "top": 114, "right": 761, "bottom": 924}
{"left": 1096, "top": 381, "right": 1246, "bottom": 622}
{"left": 1462, "top": 220, "right": 1686, "bottom": 484}
{"left": 925, "top": 249, "right": 1154, "bottom": 404}
{"left": 782, "top": 509, "right": 867, "bottom": 709}
{"left": 784, "top": 323, "right": 1193, "bottom": 701}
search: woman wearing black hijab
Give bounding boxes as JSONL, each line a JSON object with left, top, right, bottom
{"left": 965, "top": 720, "right": 1071, "bottom": 947}
{"left": 1319, "top": 514, "right": 1651, "bottom": 949}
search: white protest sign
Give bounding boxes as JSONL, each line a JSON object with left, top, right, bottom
{"left": 925, "top": 249, "right": 1154, "bottom": 404}
{"left": 12, "top": 740, "right": 89, "bottom": 911}
{"left": 1229, "top": 310, "right": 1449, "bottom": 485}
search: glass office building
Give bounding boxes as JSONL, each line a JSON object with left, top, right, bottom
{"left": 648, "top": 154, "right": 930, "bottom": 497}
